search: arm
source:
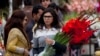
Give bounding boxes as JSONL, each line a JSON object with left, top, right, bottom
{"left": 6, "top": 28, "right": 25, "bottom": 54}
{"left": 52, "top": 42, "right": 66, "bottom": 53}
{"left": 45, "top": 38, "right": 67, "bottom": 53}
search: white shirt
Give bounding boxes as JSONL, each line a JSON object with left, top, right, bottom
{"left": 32, "top": 26, "right": 60, "bottom": 48}
{"left": 33, "top": 27, "right": 60, "bottom": 38}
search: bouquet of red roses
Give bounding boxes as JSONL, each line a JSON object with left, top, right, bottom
{"left": 62, "top": 17, "right": 95, "bottom": 45}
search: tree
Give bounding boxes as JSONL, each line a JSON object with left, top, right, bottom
{"left": 0, "top": 0, "right": 9, "bottom": 18}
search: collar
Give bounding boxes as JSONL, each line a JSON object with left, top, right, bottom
{"left": 42, "top": 26, "right": 57, "bottom": 31}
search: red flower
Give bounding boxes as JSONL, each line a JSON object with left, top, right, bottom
{"left": 62, "top": 18, "right": 94, "bottom": 45}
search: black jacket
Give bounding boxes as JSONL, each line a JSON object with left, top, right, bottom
{"left": 33, "top": 42, "right": 67, "bottom": 56}
{"left": 53, "top": 42, "right": 67, "bottom": 56}
{"left": 26, "top": 20, "right": 35, "bottom": 41}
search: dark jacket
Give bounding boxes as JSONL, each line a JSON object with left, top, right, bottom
{"left": 53, "top": 42, "right": 67, "bottom": 56}
{"left": 26, "top": 20, "right": 35, "bottom": 41}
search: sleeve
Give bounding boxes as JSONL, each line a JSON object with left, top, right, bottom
{"left": 94, "top": 30, "right": 100, "bottom": 47}
{"left": 52, "top": 42, "right": 67, "bottom": 53}
{"left": 6, "top": 29, "right": 24, "bottom": 54}
{"left": 32, "top": 31, "right": 38, "bottom": 48}
{"left": 32, "top": 37, "right": 38, "bottom": 48}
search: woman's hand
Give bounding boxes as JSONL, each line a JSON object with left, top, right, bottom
{"left": 31, "top": 43, "right": 34, "bottom": 48}
{"left": 45, "top": 38, "right": 55, "bottom": 45}
{"left": 24, "top": 49, "right": 29, "bottom": 56}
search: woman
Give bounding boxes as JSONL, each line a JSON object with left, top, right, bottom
{"left": 4, "top": 10, "right": 30, "bottom": 56}
{"left": 48, "top": 3, "right": 64, "bottom": 26}
{"left": 32, "top": 8, "right": 66, "bottom": 56}
{"left": 40, "top": 0, "right": 52, "bottom": 8}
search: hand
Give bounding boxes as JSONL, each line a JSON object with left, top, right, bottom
{"left": 24, "top": 49, "right": 29, "bottom": 56}
{"left": 45, "top": 38, "right": 54, "bottom": 45}
{"left": 31, "top": 43, "right": 34, "bottom": 48}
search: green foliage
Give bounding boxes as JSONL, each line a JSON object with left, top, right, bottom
{"left": 0, "top": 7, "right": 9, "bottom": 18}
{"left": 63, "top": 12, "right": 79, "bottom": 23}
{"left": 54, "top": 32, "right": 70, "bottom": 45}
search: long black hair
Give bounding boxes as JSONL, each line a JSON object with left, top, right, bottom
{"left": 37, "top": 8, "right": 61, "bottom": 29}
{"left": 4, "top": 10, "right": 30, "bottom": 47}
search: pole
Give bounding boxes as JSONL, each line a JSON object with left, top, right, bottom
{"left": 8, "top": 0, "right": 13, "bottom": 18}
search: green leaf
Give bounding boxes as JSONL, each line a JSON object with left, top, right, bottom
{"left": 57, "top": 35, "right": 66, "bottom": 43}
{"left": 54, "top": 32, "right": 60, "bottom": 40}
{"left": 54, "top": 33, "right": 63, "bottom": 41}
{"left": 54, "top": 32, "right": 70, "bottom": 45}
{"left": 63, "top": 12, "right": 78, "bottom": 23}
{"left": 61, "top": 36, "right": 70, "bottom": 45}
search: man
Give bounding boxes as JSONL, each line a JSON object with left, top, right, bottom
{"left": 26, "top": 4, "right": 44, "bottom": 42}
{"left": 26, "top": 5, "right": 44, "bottom": 56}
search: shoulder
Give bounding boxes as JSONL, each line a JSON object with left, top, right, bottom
{"left": 34, "top": 27, "right": 60, "bottom": 33}
{"left": 8, "top": 28, "right": 22, "bottom": 39}
{"left": 33, "top": 29, "right": 43, "bottom": 37}
{"left": 9, "top": 28, "right": 21, "bottom": 34}
{"left": 8, "top": 28, "right": 26, "bottom": 40}
{"left": 26, "top": 21, "right": 35, "bottom": 30}
{"left": 10, "top": 28, "right": 20, "bottom": 32}
{"left": 26, "top": 20, "right": 34, "bottom": 27}
{"left": 33, "top": 27, "right": 60, "bottom": 37}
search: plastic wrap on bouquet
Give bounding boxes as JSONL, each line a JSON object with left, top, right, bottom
{"left": 69, "top": 45, "right": 81, "bottom": 56}
{"left": 38, "top": 45, "right": 55, "bottom": 56}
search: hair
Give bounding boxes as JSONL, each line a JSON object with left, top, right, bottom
{"left": 48, "top": 3, "right": 60, "bottom": 11}
{"left": 4, "top": 10, "right": 30, "bottom": 47}
{"left": 24, "top": 0, "right": 32, "bottom": 6}
{"left": 40, "top": 0, "right": 52, "bottom": 3}
{"left": 32, "top": 4, "right": 45, "bottom": 15}
{"left": 37, "top": 8, "right": 61, "bottom": 30}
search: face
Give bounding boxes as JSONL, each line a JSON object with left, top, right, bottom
{"left": 23, "top": 16, "right": 28, "bottom": 27}
{"left": 43, "top": 12, "right": 53, "bottom": 26}
{"left": 41, "top": 0, "right": 51, "bottom": 8}
{"left": 33, "top": 9, "right": 44, "bottom": 22}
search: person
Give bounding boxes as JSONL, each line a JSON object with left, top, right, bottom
{"left": 40, "top": 0, "right": 52, "bottom": 8}
{"left": 22, "top": 0, "right": 33, "bottom": 22}
{"left": 48, "top": 3, "right": 64, "bottom": 26}
{"left": 4, "top": 10, "right": 31, "bottom": 56}
{"left": 32, "top": 8, "right": 66, "bottom": 56}
{"left": 25, "top": 4, "right": 44, "bottom": 56}
{"left": 26, "top": 4, "right": 45, "bottom": 42}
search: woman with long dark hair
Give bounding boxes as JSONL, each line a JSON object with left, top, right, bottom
{"left": 4, "top": 10, "right": 30, "bottom": 56}
{"left": 32, "top": 8, "right": 66, "bottom": 56}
